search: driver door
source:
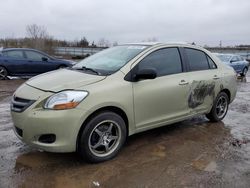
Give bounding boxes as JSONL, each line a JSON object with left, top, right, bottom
{"left": 24, "top": 50, "right": 54, "bottom": 74}
{"left": 230, "top": 56, "right": 240, "bottom": 72}
{"left": 132, "top": 47, "right": 191, "bottom": 130}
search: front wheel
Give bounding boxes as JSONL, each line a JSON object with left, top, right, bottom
{"left": 0, "top": 66, "right": 8, "bottom": 80}
{"left": 58, "top": 65, "right": 66, "bottom": 69}
{"left": 241, "top": 67, "right": 248, "bottom": 77}
{"left": 206, "top": 92, "right": 229, "bottom": 122}
{"left": 78, "top": 111, "right": 127, "bottom": 163}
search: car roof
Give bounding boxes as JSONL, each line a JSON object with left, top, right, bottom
{"left": 2, "top": 48, "right": 40, "bottom": 52}
{"left": 122, "top": 42, "right": 190, "bottom": 46}
{"left": 2, "top": 48, "right": 53, "bottom": 58}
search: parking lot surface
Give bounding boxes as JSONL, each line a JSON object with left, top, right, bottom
{"left": 0, "top": 74, "right": 250, "bottom": 188}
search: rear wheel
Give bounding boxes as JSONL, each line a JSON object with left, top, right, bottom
{"left": 241, "top": 67, "right": 248, "bottom": 77}
{"left": 206, "top": 92, "right": 229, "bottom": 122}
{"left": 0, "top": 66, "right": 8, "bottom": 80}
{"left": 78, "top": 111, "right": 127, "bottom": 163}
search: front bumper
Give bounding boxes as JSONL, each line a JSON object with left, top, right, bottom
{"left": 11, "top": 84, "right": 87, "bottom": 152}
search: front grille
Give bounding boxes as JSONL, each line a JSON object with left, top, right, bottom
{"left": 11, "top": 96, "right": 35, "bottom": 112}
{"left": 15, "top": 126, "right": 23, "bottom": 137}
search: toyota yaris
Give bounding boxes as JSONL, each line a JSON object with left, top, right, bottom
{"left": 11, "top": 43, "right": 237, "bottom": 163}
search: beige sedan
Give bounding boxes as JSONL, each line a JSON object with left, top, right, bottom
{"left": 11, "top": 43, "right": 237, "bottom": 163}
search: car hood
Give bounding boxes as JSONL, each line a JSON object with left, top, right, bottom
{"left": 26, "top": 69, "right": 106, "bottom": 92}
{"left": 56, "top": 58, "right": 76, "bottom": 65}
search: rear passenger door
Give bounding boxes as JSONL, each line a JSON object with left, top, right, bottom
{"left": 184, "top": 48, "right": 220, "bottom": 114}
{"left": 2, "top": 50, "right": 27, "bottom": 75}
{"left": 132, "top": 47, "right": 191, "bottom": 129}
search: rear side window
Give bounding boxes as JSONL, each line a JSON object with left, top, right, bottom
{"left": 3, "top": 50, "right": 24, "bottom": 59}
{"left": 138, "top": 48, "right": 182, "bottom": 77}
{"left": 185, "top": 48, "right": 209, "bottom": 71}
{"left": 207, "top": 56, "right": 217, "bottom": 69}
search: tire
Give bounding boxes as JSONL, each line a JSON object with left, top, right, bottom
{"left": 0, "top": 66, "right": 8, "bottom": 80}
{"left": 241, "top": 67, "right": 248, "bottom": 77}
{"left": 58, "top": 65, "right": 66, "bottom": 69}
{"left": 78, "top": 111, "right": 127, "bottom": 163}
{"left": 206, "top": 92, "right": 229, "bottom": 122}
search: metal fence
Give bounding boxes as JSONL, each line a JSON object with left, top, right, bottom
{"left": 54, "top": 47, "right": 106, "bottom": 56}
{"left": 54, "top": 46, "right": 250, "bottom": 60}
{"left": 207, "top": 47, "right": 250, "bottom": 60}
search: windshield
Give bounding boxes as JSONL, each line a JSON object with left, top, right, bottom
{"left": 216, "top": 54, "right": 232, "bottom": 62}
{"left": 73, "top": 45, "right": 148, "bottom": 75}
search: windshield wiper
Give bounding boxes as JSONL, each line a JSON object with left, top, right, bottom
{"left": 80, "top": 66, "right": 100, "bottom": 75}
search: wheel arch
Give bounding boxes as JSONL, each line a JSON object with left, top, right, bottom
{"left": 0, "top": 65, "right": 9, "bottom": 72}
{"left": 76, "top": 106, "right": 129, "bottom": 151}
{"left": 0, "top": 65, "right": 9, "bottom": 77}
{"left": 220, "top": 88, "right": 231, "bottom": 102}
{"left": 58, "top": 64, "right": 67, "bottom": 68}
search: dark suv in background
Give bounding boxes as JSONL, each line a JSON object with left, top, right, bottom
{"left": 0, "top": 48, "right": 74, "bottom": 79}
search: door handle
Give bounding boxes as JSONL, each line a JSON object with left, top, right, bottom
{"left": 179, "top": 80, "right": 189, "bottom": 85}
{"left": 213, "top": 75, "right": 220, "bottom": 80}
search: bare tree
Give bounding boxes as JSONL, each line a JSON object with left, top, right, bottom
{"left": 97, "top": 38, "right": 110, "bottom": 47}
{"left": 26, "top": 24, "right": 49, "bottom": 39}
{"left": 26, "top": 24, "right": 54, "bottom": 54}
{"left": 112, "top": 41, "right": 118, "bottom": 46}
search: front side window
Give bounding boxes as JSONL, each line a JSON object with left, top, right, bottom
{"left": 137, "top": 48, "right": 182, "bottom": 77}
{"left": 73, "top": 45, "right": 148, "bottom": 75}
{"left": 231, "top": 56, "right": 238, "bottom": 62}
{"left": 4, "top": 50, "right": 24, "bottom": 59}
{"left": 236, "top": 56, "right": 242, "bottom": 61}
{"left": 185, "top": 48, "right": 209, "bottom": 71}
{"left": 238, "top": 56, "right": 244, "bottom": 61}
{"left": 25, "top": 51, "right": 44, "bottom": 61}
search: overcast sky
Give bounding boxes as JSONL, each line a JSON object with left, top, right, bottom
{"left": 0, "top": 0, "right": 249, "bottom": 46}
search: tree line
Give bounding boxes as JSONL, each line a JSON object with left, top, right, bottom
{"left": 0, "top": 24, "right": 114, "bottom": 55}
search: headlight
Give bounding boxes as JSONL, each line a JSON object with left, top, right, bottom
{"left": 44, "top": 91, "right": 88, "bottom": 110}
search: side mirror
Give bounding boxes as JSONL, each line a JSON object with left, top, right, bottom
{"left": 230, "top": 58, "right": 237, "bottom": 63}
{"left": 134, "top": 68, "right": 157, "bottom": 81}
{"left": 42, "top": 57, "right": 48, "bottom": 61}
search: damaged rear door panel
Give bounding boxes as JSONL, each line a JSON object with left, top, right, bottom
{"left": 187, "top": 70, "right": 221, "bottom": 114}
{"left": 184, "top": 48, "right": 221, "bottom": 114}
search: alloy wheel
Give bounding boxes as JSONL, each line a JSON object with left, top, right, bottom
{"left": 88, "top": 120, "right": 121, "bottom": 157}
{"left": 215, "top": 95, "right": 228, "bottom": 119}
{"left": 0, "top": 67, "right": 7, "bottom": 80}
